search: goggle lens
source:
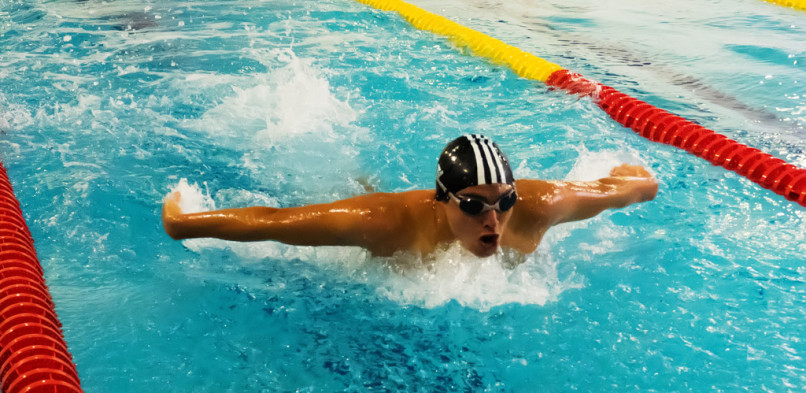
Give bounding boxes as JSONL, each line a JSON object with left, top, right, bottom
{"left": 455, "top": 190, "right": 517, "bottom": 215}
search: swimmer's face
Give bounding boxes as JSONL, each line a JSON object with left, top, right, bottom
{"left": 443, "top": 183, "right": 515, "bottom": 258}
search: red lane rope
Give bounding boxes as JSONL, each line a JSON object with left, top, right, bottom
{"left": 546, "top": 70, "right": 806, "bottom": 207}
{"left": 354, "top": 0, "right": 805, "bottom": 207}
{"left": 0, "top": 163, "right": 84, "bottom": 393}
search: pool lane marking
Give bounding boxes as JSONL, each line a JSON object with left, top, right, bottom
{"left": 0, "top": 163, "right": 85, "bottom": 393}
{"left": 353, "top": 0, "right": 806, "bottom": 207}
{"left": 764, "top": 0, "right": 806, "bottom": 11}
{"left": 353, "top": 0, "right": 563, "bottom": 82}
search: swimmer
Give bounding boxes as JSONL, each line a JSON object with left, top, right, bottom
{"left": 162, "top": 134, "right": 658, "bottom": 258}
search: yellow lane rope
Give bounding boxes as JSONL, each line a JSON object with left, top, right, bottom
{"left": 764, "top": 0, "right": 806, "bottom": 11}
{"left": 352, "top": 0, "right": 806, "bottom": 207}
{"left": 353, "top": 0, "right": 564, "bottom": 82}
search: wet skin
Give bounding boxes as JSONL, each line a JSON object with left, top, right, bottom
{"left": 162, "top": 164, "right": 658, "bottom": 260}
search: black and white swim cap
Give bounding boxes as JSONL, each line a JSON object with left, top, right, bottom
{"left": 435, "top": 134, "right": 515, "bottom": 202}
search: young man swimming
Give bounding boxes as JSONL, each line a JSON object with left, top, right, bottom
{"left": 162, "top": 134, "right": 658, "bottom": 258}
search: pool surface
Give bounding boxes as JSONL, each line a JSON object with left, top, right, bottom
{"left": 1, "top": 0, "right": 805, "bottom": 391}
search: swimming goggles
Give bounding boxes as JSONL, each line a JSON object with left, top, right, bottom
{"left": 448, "top": 189, "right": 517, "bottom": 215}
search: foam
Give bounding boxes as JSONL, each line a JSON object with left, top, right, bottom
{"left": 181, "top": 232, "right": 580, "bottom": 311}
{"left": 31, "top": 94, "right": 103, "bottom": 127}
{"left": 564, "top": 145, "right": 650, "bottom": 181}
{"left": 0, "top": 94, "right": 34, "bottom": 132}
{"left": 367, "top": 243, "right": 581, "bottom": 311}
{"left": 174, "top": 49, "right": 369, "bottom": 203}
{"left": 166, "top": 178, "right": 217, "bottom": 213}
{"left": 190, "top": 49, "right": 358, "bottom": 143}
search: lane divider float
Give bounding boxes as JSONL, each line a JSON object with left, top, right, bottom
{"left": 0, "top": 163, "right": 84, "bottom": 393}
{"left": 354, "top": 0, "right": 806, "bottom": 207}
{"left": 764, "top": 0, "right": 806, "bottom": 11}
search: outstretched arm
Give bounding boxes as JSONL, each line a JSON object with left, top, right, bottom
{"left": 161, "top": 191, "right": 407, "bottom": 252}
{"left": 540, "top": 164, "right": 658, "bottom": 225}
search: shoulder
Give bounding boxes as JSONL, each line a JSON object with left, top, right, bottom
{"left": 339, "top": 189, "right": 436, "bottom": 225}
{"left": 392, "top": 190, "right": 440, "bottom": 220}
{"left": 348, "top": 189, "right": 440, "bottom": 256}
{"left": 350, "top": 189, "right": 435, "bottom": 208}
{"left": 330, "top": 189, "right": 431, "bottom": 207}
{"left": 513, "top": 179, "right": 563, "bottom": 214}
{"left": 514, "top": 179, "right": 561, "bottom": 197}
{"left": 507, "top": 179, "right": 558, "bottom": 228}
{"left": 500, "top": 180, "right": 560, "bottom": 252}
{"left": 510, "top": 179, "right": 592, "bottom": 227}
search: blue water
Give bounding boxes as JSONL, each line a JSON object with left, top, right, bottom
{"left": 1, "top": 0, "right": 805, "bottom": 391}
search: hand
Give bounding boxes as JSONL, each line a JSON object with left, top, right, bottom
{"left": 162, "top": 192, "right": 184, "bottom": 239}
{"left": 605, "top": 164, "right": 658, "bottom": 203}
{"left": 609, "top": 163, "right": 652, "bottom": 178}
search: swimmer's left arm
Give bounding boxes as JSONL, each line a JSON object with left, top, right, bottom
{"left": 541, "top": 164, "right": 658, "bottom": 225}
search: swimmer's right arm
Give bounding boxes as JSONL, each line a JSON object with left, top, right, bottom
{"left": 161, "top": 191, "right": 407, "bottom": 252}
{"left": 162, "top": 192, "right": 280, "bottom": 241}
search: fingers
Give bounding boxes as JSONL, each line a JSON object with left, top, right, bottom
{"left": 162, "top": 191, "right": 184, "bottom": 217}
{"left": 163, "top": 191, "right": 181, "bottom": 204}
{"left": 610, "top": 164, "right": 652, "bottom": 178}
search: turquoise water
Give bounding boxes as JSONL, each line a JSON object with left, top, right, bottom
{"left": 1, "top": 0, "right": 805, "bottom": 391}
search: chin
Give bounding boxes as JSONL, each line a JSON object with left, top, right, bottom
{"left": 469, "top": 245, "right": 498, "bottom": 258}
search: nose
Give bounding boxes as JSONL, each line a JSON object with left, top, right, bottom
{"left": 480, "top": 209, "right": 500, "bottom": 229}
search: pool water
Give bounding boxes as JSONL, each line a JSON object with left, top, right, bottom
{"left": 1, "top": 0, "right": 805, "bottom": 391}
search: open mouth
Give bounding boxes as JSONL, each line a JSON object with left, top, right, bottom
{"left": 479, "top": 234, "right": 499, "bottom": 246}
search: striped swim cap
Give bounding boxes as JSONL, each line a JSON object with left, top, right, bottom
{"left": 435, "top": 134, "right": 515, "bottom": 201}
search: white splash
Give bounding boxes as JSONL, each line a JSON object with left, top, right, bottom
{"left": 191, "top": 48, "right": 357, "bottom": 143}
{"left": 0, "top": 94, "right": 34, "bottom": 131}
{"left": 564, "top": 145, "right": 650, "bottom": 181}
{"left": 166, "top": 178, "right": 216, "bottom": 213}
{"left": 371, "top": 243, "right": 578, "bottom": 311}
